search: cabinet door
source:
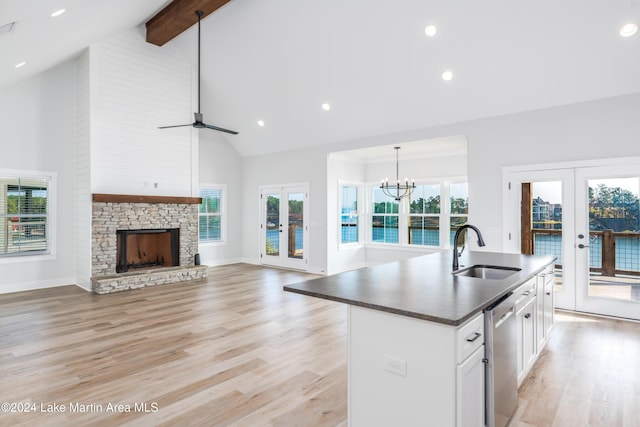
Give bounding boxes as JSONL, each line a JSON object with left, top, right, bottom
{"left": 523, "top": 298, "right": 537, "bottom": 374}
{"left": 516, "top": 307, "right": 525, "bottom": 379}
{"left": 457, "top": 346, "right": 485, "bottom": 427}
{"left": 544, "top": 280, "right": 554, "bottom": 338}
{"left": 536, "top": 274, "right": 546, "bottom": 351}
{"left": 517, "top": 297, "right": 537, "bottom": 386}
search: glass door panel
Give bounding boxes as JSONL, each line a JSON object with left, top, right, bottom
{"left": 265, "top": 193, "right": 280, "bottom": 257}
{"left": 505, "top": 169, "right": 575, "bottom": 311}
{"left": 288, "top": 192, "right": 304, "bottom": 259}
{"left": 576, "top": 167, "right": 640, "bottom": 320}
{"left": 531, "top": 181, "right": 564, "bottom": 294}
{"left": 261, "top": 185, "right": 308, "bottom": 270}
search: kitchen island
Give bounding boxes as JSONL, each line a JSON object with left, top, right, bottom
{"left": 284, "top": 251, "right": 555, "bottom": 427}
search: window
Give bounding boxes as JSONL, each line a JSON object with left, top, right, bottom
{"left": 199, "top": 185, "right": 226, "bottom": 243}
{"left": 0, "top": 174, "right": 52, "bottom": 257}
{"left": 366, "top": 180, "right": 468, "bottom": 248}
{"left": 340, "top": 185, "right": 359, "bottom": 244}
{"left": 409, "top": 184, "right": 441, "bottom": 246}
{"left": 372, "top": 187, "right": 399, "bottom": 243}
{"left": 449, "top": 182, "right": 468, "bottom": 245}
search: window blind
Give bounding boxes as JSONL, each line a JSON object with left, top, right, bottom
{"left": 0, "top": 176, "right": 51, "bottom": 256}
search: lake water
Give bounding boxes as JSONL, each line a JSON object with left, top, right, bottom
{"left": 341, "top": 226, "right": 640, "bottom": 272}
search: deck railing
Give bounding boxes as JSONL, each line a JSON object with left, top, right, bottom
{"left": 532, "top": 229, "right": 640, "bottom": 277}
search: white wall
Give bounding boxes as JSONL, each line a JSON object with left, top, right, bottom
{"left": 241, "top": 144, "right": 329, "bottom": 273}
{"left": 242, "top": 92, "right": 640, "bottom": 274}
{"left": 75, "top": 50, "right": 92, "bottom": 290}
{"left": 450, "top": 92, "right": 640, "bottom": 252}
{"left": 89, "top": 29, "right": 195, "bottom": 197}
{"left": 0, "top": 61, "right": 77, "bottom": 293}
{"left": 326, "top": 157, "right": 366, "bottom": 274}
{"left": 198, "top": 131, "right": 243, "bottom": 265}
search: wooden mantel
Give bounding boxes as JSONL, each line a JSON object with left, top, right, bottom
{"left": 92, "top": 194, "right": 202, "bottom": 204}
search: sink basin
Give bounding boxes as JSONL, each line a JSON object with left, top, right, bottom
{"left": 453, "top": 265, "right": 521, "bottom": 280}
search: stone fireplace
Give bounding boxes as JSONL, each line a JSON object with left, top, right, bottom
{"left": 91, "top": 194, "right": 208, "bottom": 294}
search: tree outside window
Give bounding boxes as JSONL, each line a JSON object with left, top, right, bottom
{"left": 199, "top": 186, "right": 225, "bottom": 243}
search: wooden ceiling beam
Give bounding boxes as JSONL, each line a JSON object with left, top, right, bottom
{"left": 146, "top": 0, "right": 232, "bottom": 46}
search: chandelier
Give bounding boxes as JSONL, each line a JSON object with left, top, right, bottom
{"left": 380, "top": 146, "right": 415, "bottom": 201}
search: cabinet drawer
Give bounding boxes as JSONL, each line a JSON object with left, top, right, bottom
{"left": 514, "top": 277, "right": 536, "bottom": 313}
{"left": 457, "top": 312, "right": 484, "bottom": 363}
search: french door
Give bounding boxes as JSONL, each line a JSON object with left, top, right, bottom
{"left": 574, "top": 166, "right": 640, "bottom": 320}
{"left": 505, "top": 165, "right": 640, "bottom": 320}
{"left": 260, "top": 184, "right": 308, "bottom": 270}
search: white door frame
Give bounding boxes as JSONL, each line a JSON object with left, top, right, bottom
{"left": 575, "top": 165, "right": 640, "bottom": 320}
{"left": 504, "top": 157, "right": 640, "bottom": 319}
{"left": 259, "top": 183, "right": 309, "bottom": 271}
{"left": 503, "top": 168, "right": 576, "bottom": 311}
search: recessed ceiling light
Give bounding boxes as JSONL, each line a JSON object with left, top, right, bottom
{"left": 442, "top": 70, "right": 453, "bottom": 81}
{"left": 257, "top": 120, "right": 265, "bottom": 127}
{"left": 424, "top": 25, "right": 437, "bottom": 37}
{"left": 322, "top": 103, "right": 331, "bottom": 111}
{"left": 619, "top": 22, "right": 638, "bottom": 38}
{"left": 51, "top": 9, "right": 66, "bottom": 18}
{"left": 15, "top": 61, "right": 26, "bottom": 69}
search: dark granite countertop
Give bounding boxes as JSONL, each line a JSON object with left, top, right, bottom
{"left": 284, "top": 251, "right": 555, "bottom": 326}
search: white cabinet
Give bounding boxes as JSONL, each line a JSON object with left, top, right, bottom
{"left": 457, "top": 346, "right": 485, "bottom": 427}
{"left": 514, "top": 277, "right": 537, "bottom": 386}
{"left": 536, "top": 265, "right": 555, "bottom": 351}
{"left": 516, "top": 296, "right": 537, "bottom": 386}
{"left": 457, "top": 313, "right": 485, "bottom": 427}
{"left": 515, "top": 265, "right": 555, "bottom": 387}
{"left": 543, "top": 272, "right": 555, "bottom": 340}
{"left": 348, "top": 306, "right": 485, "bottom": 427}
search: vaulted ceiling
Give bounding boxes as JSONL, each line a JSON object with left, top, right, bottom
{"left": 2, "top": 0, "right": 640, "bottom": 157}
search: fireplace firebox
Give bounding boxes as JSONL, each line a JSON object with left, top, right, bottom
{"left": 116, "top": 229, "right": 179, "bottom": 273}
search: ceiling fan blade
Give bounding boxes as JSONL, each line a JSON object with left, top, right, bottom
{"left": 158, "top": 124, "right": 193, "bottom": 129}
{"left": 202, "top": 123, "right": 239, "bottom": 135}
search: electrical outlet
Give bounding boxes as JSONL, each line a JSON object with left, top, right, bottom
{"left": 384, "top": 354, "right": 407, "bottom": 377}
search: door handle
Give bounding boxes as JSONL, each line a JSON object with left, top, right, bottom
{"left": 578, "top": 244, "right": 589, "bottom": 249}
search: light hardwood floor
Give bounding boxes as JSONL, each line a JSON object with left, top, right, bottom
{"left": 1, "top": 264, "right": 638, "bottom": 426}
{"left": 0, "top": 264, "right": 346, "bottom": 427}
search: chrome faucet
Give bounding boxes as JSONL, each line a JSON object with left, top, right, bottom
{"left": 452, "top": 224, "right": 486, "bottom": 270}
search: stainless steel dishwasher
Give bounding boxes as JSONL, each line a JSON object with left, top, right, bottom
{"left": 484, "top": 292, "right": 518, "bottom": 427}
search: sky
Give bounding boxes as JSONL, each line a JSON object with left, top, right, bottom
{"left": 533, "top": 177, "right": 640, "bottom": 205}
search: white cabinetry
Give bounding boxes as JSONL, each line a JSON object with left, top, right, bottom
{"left": 457, "top": 313, "right": 485, "bottom": 427}
{"left": 516, "top": 266, "right": 555, "bottom": 387}
{"left": 457, "top": 346, "right": 485, "bottom": 427}
{"left": 536, "top": 265, "right": 555, "bottom": 351}
{"left": 349, "top": 306, "right": 485, "bottom": 427}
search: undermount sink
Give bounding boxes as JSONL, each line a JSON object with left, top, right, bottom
{"left": 453, "top": 265, "right": 521, "bottom": 280}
